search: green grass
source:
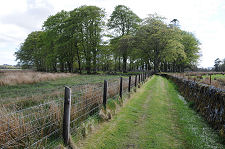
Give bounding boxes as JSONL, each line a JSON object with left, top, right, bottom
{"left": 0, "top": 75, "right": 121, "bottom": 106}
{"left": 74, "top": 76, "right": 224, "bottom": 149}
{"left": 167, "top": 78, "right": 224, "bottom": 149}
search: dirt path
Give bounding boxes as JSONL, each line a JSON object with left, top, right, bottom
{"left": 74, "top": 76, "right": 224, "bottom": 149}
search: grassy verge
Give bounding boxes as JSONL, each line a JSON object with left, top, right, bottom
{"left": 73, "top": 76, "right": 224, "bottom": 149}
{"left": 166, "top": 78, "right": 224, "bottom": 148}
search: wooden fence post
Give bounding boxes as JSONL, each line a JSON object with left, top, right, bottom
{"left": 63, "top": 86, "right": 71, "bottom": 145}
{"left": 128, "top": 76, "right": 131, "bottom": 92}
{"left": 119, "top": 77, "right": 123, "bottom": 98}
{"left": 103, "top": 80, "right": 108, "bottom": 109}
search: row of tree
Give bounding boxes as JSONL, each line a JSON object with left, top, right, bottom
{"left": 214, "top": 58, "right": 225, "bottom": 72}
{"left": 15, "top": 5, "right": 201, "bottom": 73}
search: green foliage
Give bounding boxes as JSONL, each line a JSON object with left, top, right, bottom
{"left": 107, "top": 5, "right": 141, "bottom": 36}
{"left": 15, "top": 31, "right": 43, "bottom": 69}
{"left": 180, "top": 31, "right": 201, "bottom": 68}
{"left": 135, "top": 14, "right": 200, "bottom": 72}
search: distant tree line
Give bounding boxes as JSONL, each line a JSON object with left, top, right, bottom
{"left": 0, "top": 64, "right": 21, "bottom": 69}
{"left": 15, "top": 5, "right": 200, "bottom": 73}
{"left": 214, "top": 58, "right": 225, "bottom": 72}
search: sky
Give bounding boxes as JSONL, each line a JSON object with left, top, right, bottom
{"left": 0, "top": 0, "right": 225, "bottom": 68}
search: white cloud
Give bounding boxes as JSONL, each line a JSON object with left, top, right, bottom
{"left": 0, "top": 0, "right": 27, "bottom": 15}
{"left": 0, "top": 0, "right": 224, "bottom": 67}
{"left": 0, "top": 46, "right": 17, "bottom": 65}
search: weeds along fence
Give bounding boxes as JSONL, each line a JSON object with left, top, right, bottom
{"left": 0, "top": 72, "right": 152, "bottom": 148}
{"left": 160, "top": 73, "right": 225, "bottom": 140}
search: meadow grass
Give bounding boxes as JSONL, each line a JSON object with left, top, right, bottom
{"left": 0, "top": 74, "right": 121, "bottom": 109}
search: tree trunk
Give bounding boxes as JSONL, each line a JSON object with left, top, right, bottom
{"left": 93, "top": 49, "right": 97, "bottom": 74}
{"left": 75, "top": 42, "right": 81, "bottom": 74}
{"left": 153, "top": 59, "right": 159, "bottom": 73}
{"left": 114, "top": 56, "right": 117, "bottom": 71}
{"left": 60, "top": 61, "right": 65, "bottom": 72}
{"left": 53, "top": 63, "right": 57, "bottom": 72}
{"left": 122, "top": 55, "right": 127, "bottom": 73}
{"left": 68, "top": 62, "right": 73, "bottom": 72}
{"left": 118, "top": 57, "right": 121, "bottom": 72}
{"left": 86, "top": 54, "right": 91, "bottom": 74}
{"left": 130, "top": 59, "right": 133, "bottom": 71}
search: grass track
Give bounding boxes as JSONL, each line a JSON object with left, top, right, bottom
{"left": 75, "top": 75, "right": 224, "bottom": 149}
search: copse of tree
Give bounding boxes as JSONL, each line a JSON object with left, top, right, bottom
{"left": 16, "top": 6, "right": 105, "bottom": 73}
{"left": 15, "top": 5, "right": 201, "bottom": 73}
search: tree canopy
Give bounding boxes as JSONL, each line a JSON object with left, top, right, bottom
{"left": 214, "top": 58, "right": 225, "bottom": 72}
{"left": 15, "top": 5, "right": 201, "bottom": 73}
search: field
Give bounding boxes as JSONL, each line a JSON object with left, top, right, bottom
{"left": 0, "top": 71, "right": 121, "bottom": 110}
{"left": 173, "top": 72, "right": 225, "bottom": 90}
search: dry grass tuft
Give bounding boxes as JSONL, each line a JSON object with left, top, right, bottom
{"left": 0, "top": 100, "right": 63, "bottom": 148}
{"left": 1, "top": 90, "right": 64, "bottom": 111}
{"left": 0, "top": 107, "right": 31, "bottom": 148}
{"left": 0, "top": 70, "right": 75, "bottom": 86}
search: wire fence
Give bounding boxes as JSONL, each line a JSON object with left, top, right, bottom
{"left": 0, "top": 98, "right": 64, "bottom": 148}
{"left": 0, "top": 76, "right": 118, "bottom": 110}
{"left": 0, "top": 72, "right": 152, "bottom": 148}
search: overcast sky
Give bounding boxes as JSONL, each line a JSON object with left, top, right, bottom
{"left": 0, "top": 0, "right": 225, "bottom": 68}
